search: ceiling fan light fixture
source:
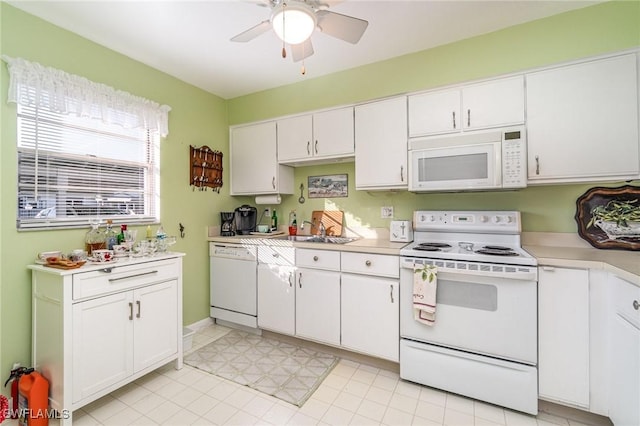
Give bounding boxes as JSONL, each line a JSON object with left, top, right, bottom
{"left": 272, "top": 3, "right": 317, "bottom": 45}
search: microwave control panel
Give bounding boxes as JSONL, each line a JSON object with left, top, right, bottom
{"left": 502, "top": 130, "right": 527, "bottom": 188}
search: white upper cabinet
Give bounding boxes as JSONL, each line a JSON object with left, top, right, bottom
{"left": 230, "top": 121, "right": 294, "bottom": 195}
{"left": 408, "top": 76, "right": 524, "bottom": 137}
{"left": 277, "top": 107, "right": 354, "bottom": 165}
{"left": 355, "top": 96, "right": 408, "bottom": 190}
{"left": 526, "top": 54, "right": 640, "bottom": 184}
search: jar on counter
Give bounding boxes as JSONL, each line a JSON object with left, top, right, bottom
{"left": 85, "top": 222, "right": 106, "bottom": 255}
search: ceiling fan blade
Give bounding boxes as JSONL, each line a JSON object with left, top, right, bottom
{"left": 316, "top": 10, "right": 368, "bottom": 44}
{"left": 230, "top": 20, "right": 271, "bottom": 42}
{"left": 291, "top": 39, "right": 314, "bottom": 62}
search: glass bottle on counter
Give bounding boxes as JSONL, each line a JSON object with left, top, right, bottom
{"left": 288, "top": 210, "right": 297, "bottom": 235}
{"left": 104, "top": 219, "right": 118, "bottom": 250}
{"left": 271, "top": 210, "right": 278, "bottom": 231}
{"left": 85, "top": 221, "right": 106, "bottom": 255}
{"left": 117, "top": 224, "right": 127, "bottom": 245}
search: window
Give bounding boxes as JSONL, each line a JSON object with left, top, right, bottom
{"left": 3, "top": 56, "right": 169, "bottom": 230}
{"left": 16, "top": 93, "right": 160, "bottom": 230}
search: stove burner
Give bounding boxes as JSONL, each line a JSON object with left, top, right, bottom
{"left": 414, "top": 246, "right": 442, "bottom": 252}
{"left": 483, "top": 245, "right": 513, "bottom": 251}
{"left": 475, "top": 249, "right": 520, "bottom": 256}
{"left": 418, "top": 242, "right": 452, "bottom": 248}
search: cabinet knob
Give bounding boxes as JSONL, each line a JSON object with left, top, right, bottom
{"left": 467, "top": 109, "right": 471, "bottom": 127}
{"left": 315, "top": 140, "right": 318, "bottom": 154}
{"left": 452, "top": 111, "right": 456, "bottom": 129}
{"left": 307, "top": 141, "right": 310, "bottom": 155}
{"left": 365, "top": 260, "right": 372, "bottom": 266}
{"left": 633, "top": 300, "right": 639, "bottom": 311}
{"left": 313, "top": 255, "right": 318, "bottom": 261}
{"left": 535, "top": 155, "right": 540, "bottom": 175}
{"left": 272, "top": 177, "right": 276, "bottom": 189}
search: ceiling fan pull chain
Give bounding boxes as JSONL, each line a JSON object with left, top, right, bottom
{"left": 281, "top": 2, "right": 287, "bottom": 58}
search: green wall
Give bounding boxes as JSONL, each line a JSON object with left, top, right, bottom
{"left": 0, "top": 3, "right": 237, "bottom": 389}
{"left": 226, "top": 0, "right": 640, "bottom": 233}
{"left": 0, "top": 0, "right": 639, "bottom": 396}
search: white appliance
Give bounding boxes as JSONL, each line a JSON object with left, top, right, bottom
{"left": 209, "top": 242, "right": 258, "bottom": 328}
{"left": 390, "top": 220, "right": 413, "bottom": 242}
{"left": 408, "top": 126, "right": 526, "bottom": 192}
{"left": 399, "top": 210, "right": 538, "bottom": 415}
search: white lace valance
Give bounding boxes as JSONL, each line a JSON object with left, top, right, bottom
{"left": 2, "top": 55, "right": 171, "bottom": 137}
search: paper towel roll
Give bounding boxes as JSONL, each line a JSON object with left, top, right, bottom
{"left": 255, "top": 195, "right": 282, "bottom": 205}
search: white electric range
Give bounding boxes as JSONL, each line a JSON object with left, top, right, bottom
{"left": 399, "top": 211, "right": 539, "bottom": 415}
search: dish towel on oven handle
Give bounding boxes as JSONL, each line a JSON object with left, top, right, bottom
{"left": 413, "top": 263, "right": 437, "bottom": 326}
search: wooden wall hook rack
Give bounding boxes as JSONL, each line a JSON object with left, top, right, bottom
{"left": 190, "top": 145, "right": 223, "bottom": 192}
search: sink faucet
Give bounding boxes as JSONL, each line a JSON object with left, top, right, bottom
{"left": 301, "top": 220, "right": 326, "bottom": 238}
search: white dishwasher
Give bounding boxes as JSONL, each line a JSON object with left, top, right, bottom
{"left": 209, "top": 242, "right": 258, "bottom": 328}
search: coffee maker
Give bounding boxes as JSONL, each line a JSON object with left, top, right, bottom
{"left": 220, "top": 212, "right": 235, "bottom": 236}
{"left": 234, "top": 205, "right": 257, "bottom": 235}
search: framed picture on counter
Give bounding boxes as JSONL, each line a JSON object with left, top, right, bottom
{"left": 308, "top": 174, "right": 348, "bottom": 198}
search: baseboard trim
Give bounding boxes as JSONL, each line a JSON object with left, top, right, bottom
{"left": 538, "top": 400, "right": 612, "bottom": 426}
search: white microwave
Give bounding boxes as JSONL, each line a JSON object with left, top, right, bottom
{"left": 408, "top": 126, "right": 527, "bottom": 192}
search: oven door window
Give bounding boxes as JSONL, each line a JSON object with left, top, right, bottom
{"left": 438, "top": 279, "right": 497, "bottom": 311}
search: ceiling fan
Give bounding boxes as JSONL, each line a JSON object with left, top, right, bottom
{"left": 231, "top": 0, "right": 369, "bottom": 64}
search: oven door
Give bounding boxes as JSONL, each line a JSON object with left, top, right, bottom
{"left": 400, "top": 259, "right": 537, "bottom": 365}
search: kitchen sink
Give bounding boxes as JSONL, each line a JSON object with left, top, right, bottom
{"left": 274, "top": 235, "right": 358, "bottom": 244}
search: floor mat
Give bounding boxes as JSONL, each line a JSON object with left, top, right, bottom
{"left": 184, "top": 329, "right": 339, "bottom": 406}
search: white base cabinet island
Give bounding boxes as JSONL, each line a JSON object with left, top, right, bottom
{"left": 29, "top": 253, "right": 184, "bottom": 426}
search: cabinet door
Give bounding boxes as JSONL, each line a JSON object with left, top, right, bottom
{"left": 526, "top": 54, "right": 639, "bottom": 183}
{"left": 408, "top": 89, "right": 460, "bottom": 137}
{"left": 609, "top": 274, "right": 640, "bottom": 426}
{"left": 610, "top": 314, "right": 640, "bottom": 426}
{"left": 538, "top": 267, "right": 590, "bottom": 407}
{"left": 277, "top": 115, "right": 313, "bottom": 163}
{"left": 355, "top": 96, "right": 408, "bottom": 190}
{"left": 258, "top": 264, "right": 296, "bottom": 335}
{"left": 133, "top": 280, "right": 179, "bottom": 372}
{"left": 462, "top": 76, "right": 524, "bottom": 130}
{"left": 230, "top": 122, "right": 279, "bottom": 194}
{"left": 341, "top": 274, "right": 399, "bottom": 361}
{"left": 313, "top": 107, "right": 354, "bottom": 158}
{"left": 295, "top": 268, "right": 340, "bottom": 346}
{"left": 72, "top": 291, "right": 134, "bottom": 402}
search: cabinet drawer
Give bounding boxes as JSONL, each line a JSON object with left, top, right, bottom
{"left": 296, "top": 248, "right": 340, "bottom": 270}
{"left": 258, "top": 246, "right": 295, "bottom": 266}
{"left": 73, "top": 259, "right": 179, "bottom": 300}
{"left": 341, "top": 252, "right": 399, "bottom": 278}
{"left": 613, "top": 275, "right": 640, "bottom": 328}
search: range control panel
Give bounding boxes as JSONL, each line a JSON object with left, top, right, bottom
{"left": 413, "top": 211, "right": 521, "bottom": 233}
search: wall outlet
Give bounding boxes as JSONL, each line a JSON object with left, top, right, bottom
{"left": 12, "top": 362, "right": 21, "bottom": 370}
{"left": 381, "top": 206, "right": 394, "bottom": 218}
{"left": 264, "top": 208, "right": 271, "bottom": 218}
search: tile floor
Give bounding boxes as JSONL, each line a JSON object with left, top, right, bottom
{"left": 11, "top": 324, "right": 610, "bottom": 426}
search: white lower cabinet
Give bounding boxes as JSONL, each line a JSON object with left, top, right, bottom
{"left": 72, "top": 280, "right": 178, "bottom": 402}
{"left": 295, "top": 267, "right": 341, "bottom": 346}
{"left": 609, "top": 274, "right": 640, "bottom": 426}
{"left": 538, "top": 266, "right": 590, "bottom": 408}
{"left": 341, "top": 252, "right": 399, "bottom": 361}
{"left": 30, "top": 255, "right": 184, "bottom": 425}
{"left": 257, "top": 246, "right": 296, "bottom": 335}
{"left": 341, "top": 274, "right": 399, "bottom": 361}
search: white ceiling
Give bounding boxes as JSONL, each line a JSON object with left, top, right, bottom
{"left": 8, "top": 0, "right": 601, "bottom": 99}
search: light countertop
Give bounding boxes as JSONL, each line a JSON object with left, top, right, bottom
{"left": 208, "top": 230, "right": 640, "bottom": 285}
